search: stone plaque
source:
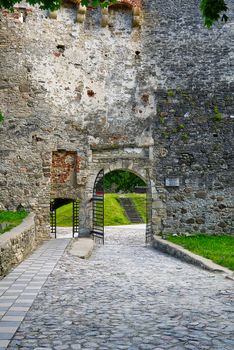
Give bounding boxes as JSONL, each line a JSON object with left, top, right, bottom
{"left": 165, "top": 178, "right": 180, "bottom": 187}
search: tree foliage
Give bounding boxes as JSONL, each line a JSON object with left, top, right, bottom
{"left": 200, "top": 0, "right": 228, "bottom": 28}
{"left": 0, "top": 0, "right": 115, "bottom": 11}
{"left": 103, "top": 170, "right": 146, "bottom": 193}
{"left": 0, "top": 0, "right": 229, "bottom": 28}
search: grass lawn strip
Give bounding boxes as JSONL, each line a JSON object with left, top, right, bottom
{"left": 0, "top": 210, "right": 28, "bottom": 235}
{"left": 167, "top": 234, "right": 234, "bottom": 271}
{"left": 56, "top": 202, "right": 73, "bottom": 226}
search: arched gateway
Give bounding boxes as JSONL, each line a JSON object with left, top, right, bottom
{"left": 91, "top": 168, "right": 153, "bottom": 244}
{"left": 49, "top": 145, "right": 164, "bottom": 241}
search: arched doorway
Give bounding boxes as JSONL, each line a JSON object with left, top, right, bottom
{"left": 50, "top": 198, "right": 80, "bottom": 238}
{"left": 91, "top": 169, "right": 152, "bottom": 244}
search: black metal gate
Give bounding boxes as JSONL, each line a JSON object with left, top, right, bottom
{"left": 146, "top": 173, "right": 153, "bottom": 243}
{"left": 50, "top": 198, "right": 79, "bottom": 238}
{"left": 50, "top": 199, "right": 57, "bottom": 238}
{"left": 72, "top": 199, "right": 79, "bottom": 238}
{"left": 91, "top": 169, "right": 104, "bottom": 244}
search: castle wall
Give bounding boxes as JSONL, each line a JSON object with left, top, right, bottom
{"left": 0, "top": 0, "right": 233, "bottom": 236}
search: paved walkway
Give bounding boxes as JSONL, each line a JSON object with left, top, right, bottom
{"left": 0, "top": 239, "right": 70, "bottom": 349}
{"left": 1, "top": 226, "right": 234, "bottom": 349}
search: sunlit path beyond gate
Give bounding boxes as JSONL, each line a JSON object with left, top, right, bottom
{"left": 7, "top": 226, "right": 234, "bottom": 350}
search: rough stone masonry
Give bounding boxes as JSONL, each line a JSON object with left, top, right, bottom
{"left": 0, "top": 0, "right": 233, "bottom": 240}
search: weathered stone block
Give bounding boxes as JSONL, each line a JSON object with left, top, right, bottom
{"left": 195, "top": 191, "right": 207, "bottom": 199}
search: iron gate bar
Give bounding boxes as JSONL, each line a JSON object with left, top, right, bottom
{"left": 146, "top": 172, "right": 153, "bottom": 244}
{"left": 73, "top": 199, "right": 79, "bottom": 238}
{"left": 50, "top": 200, "right": 56, "bottom": 238}
{"left": 91, "top": 169, "right": 104, "bottom": 244}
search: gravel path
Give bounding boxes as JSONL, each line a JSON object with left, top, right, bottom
{"left": 7, "top": 225, "right": 234, "bottom": 350}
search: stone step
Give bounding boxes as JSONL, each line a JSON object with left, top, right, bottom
{"left": 118, "top": 197, "right": 143, "bottom": 224}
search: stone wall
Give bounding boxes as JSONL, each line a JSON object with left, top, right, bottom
{"left": 0, "top": 0, "right": 233, "bottom": 237}
{"left": 0, "top": 214, "right": 38, "bottom": 277}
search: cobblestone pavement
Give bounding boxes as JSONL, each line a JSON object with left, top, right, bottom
{"left": 7, "top": 226, "right": 234, "bottom": 350}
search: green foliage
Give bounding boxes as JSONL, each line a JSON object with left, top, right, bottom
{"left": 200, "top": 0, "right": 228, "bottom": 28}
{"left": 0, "top": 210, "right": 28, "bottom": 235}
{"left": 167, "top": 90, "right": 175, "bottom": 97}
{"left": 181, "top": 132, "right": 189, "bottom": 142}
{"left": 213, "top": 106, "right": 222, "bottom": 123}
{"left": 0, "top": 0, "right": 61, "bottom": 11}
{"left": 178, "top": 123, "right": 185, "bottom": 130}
{"left": 55, "top": 202, "right": 74, "bottom": 226}
{"left": 159, "top": 116, "right": 165, "bottom": 125}
{"left": 104, "top": 194, "right": 130, "bottom": 226}
{"left": 162, "top": 131, "right": 169, "bottom": 139}
{"left": 167, "top": 234, "right": 234, "bottom": 271}
{"left": 103, "top": 170, "right": 145, "bottom": 193}
{"left": 0, "top": 0, "right": 116, "bottom": 11}
{"left": 82, "top": 0, "right": 116, "bottom": 8}
{"left": 0, "top": 111, "right": 4, "bottom": 123}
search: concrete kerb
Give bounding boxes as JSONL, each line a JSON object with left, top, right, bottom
{"left": 68, "top": 238, "right": 94, "bottom": 259}
{"left": 153, "top": 235, "right": 234, "bottom": 281}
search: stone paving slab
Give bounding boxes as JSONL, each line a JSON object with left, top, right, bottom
{"left": 0, "top": 239, "right": 70, "bottom": 349}
{"left": 69, "top": 238, "right": 94, "bottom": 259}
{"left": 6, "top": 225, "right": 234, "bottom": 350}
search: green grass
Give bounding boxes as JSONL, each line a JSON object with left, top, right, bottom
{"left": 0, "top": 210, "right": 28, "bottom": 235}
{"left": 56, "top": 203, "right": 73, "bottom": 227}
{"left": 167, "top": 234, "right": 234, "bottom": 271}
{"left": 55, "top": 193, "right": 146, "bottom": 227}
{"left": 104, "top": 194, "right": 130, "bottom": 226}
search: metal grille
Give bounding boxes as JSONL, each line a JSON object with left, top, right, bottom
{"left": 92, "top": 169, "right": 104, "bottom": 244}
{"left": 72, "top": 199, "right": 79, "bottom": 238}
{"left": 50, "top": 200, "right": 57, "bottom": 238}
{"left": 146, "top": 173, "right": 153, "bottom": 244}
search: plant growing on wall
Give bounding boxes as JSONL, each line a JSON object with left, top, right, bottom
{"left": 0, "top": 0, "right": 229, "bottom": 27}
{"left": 0, "top": 111, "right": 4, "bottom": 123}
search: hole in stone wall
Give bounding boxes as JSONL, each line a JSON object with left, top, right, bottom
{"left": 135, "top": 50, "right": 140, "bottom": 56}
{"left": 87, "top": 89, "right": 95, "bottom": 97}
{"left": 56, "top": 45, "right": 65, "bottom": 53}
{"left": 213, "top": 133, "right": 218, "bottom": 137}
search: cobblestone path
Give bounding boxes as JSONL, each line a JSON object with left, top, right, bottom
{"left": 7, "top": 226, "right": 234, "bottom": 350}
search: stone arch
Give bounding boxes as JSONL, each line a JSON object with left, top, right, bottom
{"left": 81, "top": 159, "right": 165, "bottom": 238}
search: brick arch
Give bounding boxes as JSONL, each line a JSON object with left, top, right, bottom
{"left": 49, "top": 0, "right": 142, "bottom": 26}
{"left": 68, "top": 0, "right": 142, "bottom": 8}
{"left": 110, "top": 0, "right": 142, "bottom": 9}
